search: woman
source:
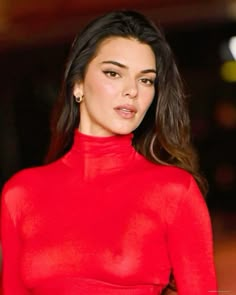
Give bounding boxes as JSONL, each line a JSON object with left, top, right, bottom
{"left": 1, "top": 10, "right": 217, "bottom": 294}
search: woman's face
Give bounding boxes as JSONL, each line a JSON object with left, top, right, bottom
{"left": 74, "top": 36, "right": 156, "bottom": 136}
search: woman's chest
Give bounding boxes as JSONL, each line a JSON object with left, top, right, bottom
{"left": 20, "top": 172, "right": 171, "bottom": 287}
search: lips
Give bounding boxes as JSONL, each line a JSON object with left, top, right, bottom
{"left": 114, "top": 104, "right": 137, "bottom": 112}
{"left": 114, "top": 104, "right": 137, "bottom": 119}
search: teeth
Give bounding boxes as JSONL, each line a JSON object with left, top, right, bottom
{"left": 120, "top": 108, "right": 132, "bottom": 112}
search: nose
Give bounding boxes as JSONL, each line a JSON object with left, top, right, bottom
{"left": 122, "top": 78, "right": 138, "bottom": 99}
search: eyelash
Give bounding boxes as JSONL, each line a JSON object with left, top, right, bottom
{"left": 103, "top": 70, "right": 155, "bottom": 85}
{"left": 103, "top": 70, "right": 120, "bottom": 78}
{"left": 140, "top": 78, "right": 154, "bottom": 85}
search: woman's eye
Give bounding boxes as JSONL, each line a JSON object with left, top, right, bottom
{"left": 103, "top": 71, "right": 119, "bottom": 78}
{"left": 140, "top": 78, "right": 154, "bottom": 85}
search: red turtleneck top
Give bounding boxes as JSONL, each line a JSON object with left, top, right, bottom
{"left": 1, "top": 131, "right": 217, "bottom": 294}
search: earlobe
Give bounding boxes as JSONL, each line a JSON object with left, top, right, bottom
{"left": 73, "top": 82, "right": 84, "bottom": 98}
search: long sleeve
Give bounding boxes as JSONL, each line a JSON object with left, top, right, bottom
{"left": 0, "top": 133, "right": 219, "bottom": 294}
{"left": 166, "top": 176, "right": 217, "bottom": 295}
{"left": 1, "top": 182, "right": 30, "bottom": 295}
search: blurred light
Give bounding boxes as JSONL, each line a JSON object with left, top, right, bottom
{"left": 219, "top": 36, "right": 236, "bottom": 62}
{"left": 214, "top": 101, "right": 236, "bottom": 129}
{"left": 220, "top": 61, "right": 236, "bottom": 82}
{"left": 229, "top": 36, "right": 236, "bottom": 60}
{"left": 219, "top": 42, "right": 234, "bottom": 61}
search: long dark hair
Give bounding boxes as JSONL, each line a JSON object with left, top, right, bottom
{"left": 45, "top": 9, "right": 207, "bottom": 195}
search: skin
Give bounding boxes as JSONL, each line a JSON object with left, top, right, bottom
{"left": 73, "top": 36, "right": 157, "bottom": 136}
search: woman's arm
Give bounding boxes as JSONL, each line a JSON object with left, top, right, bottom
{"left": 167, "top": 176, "right": 217, "bottom": 295}
{"left": 1, "top": 182, "right": 30, "bottom": 295}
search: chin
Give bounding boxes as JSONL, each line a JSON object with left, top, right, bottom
{"left": 106, "top": 123, "right": 139, "bottom": 136}
{"left": 111, "top": 127, "right": 135, "bottom": 135}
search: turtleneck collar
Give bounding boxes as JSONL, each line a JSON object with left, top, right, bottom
{"left": 72, "top": 130, "right": 134, "bottom": 155}
{"left": 63, "top": 130, "right": 137, "bottom": 179}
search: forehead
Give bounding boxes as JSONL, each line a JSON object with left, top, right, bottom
{"left": 93, "top": 36, "right": 156, "bottom": 67}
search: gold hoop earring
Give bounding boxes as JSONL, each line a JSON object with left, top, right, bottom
{"left": 75, "top": 95, "right": 83, "bottom": 103}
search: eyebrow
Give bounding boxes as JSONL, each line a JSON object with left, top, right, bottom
{"left": 101, "top": 60, "right": 156, "bottom": 74}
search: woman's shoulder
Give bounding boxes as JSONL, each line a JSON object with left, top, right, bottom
{"left": 157, "top": 164, "right": 191, "bottom": 179}
{"left": 1, "top": 159, "right": 64, "bottom": 202}
{"left": 3, "top": 166, "right": 43, "bottom": 190}
{"left": 141, "top": 159, "right": 193, "bottom": 188}
{"left": 148, "top": 165, "right": 207, "bottom": 224}
{"left": 142, "top": 162, "right": 203, "bottom": 202}
{"left": 135, "top": 158, "right": 200, "bottom": 199}
{"left": 1, "top": 167, "right": 42, "bottom": 203}
{"left": 1, "top": 167, "right": 40, "bottom": 217}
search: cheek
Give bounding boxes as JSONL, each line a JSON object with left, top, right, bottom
{"left": 140, "top": 90, "right": 155, "bottom": 111}
{"left": 86, "top": 77, "right": 119, "bottom": 101}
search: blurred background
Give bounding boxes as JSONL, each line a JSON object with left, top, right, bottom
{"left": 0, "top": 0, "right": 235, "bottom": 292}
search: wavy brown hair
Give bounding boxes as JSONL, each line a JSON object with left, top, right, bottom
{"left": 45, "top": 10, "right": 207, "bottom": 196}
